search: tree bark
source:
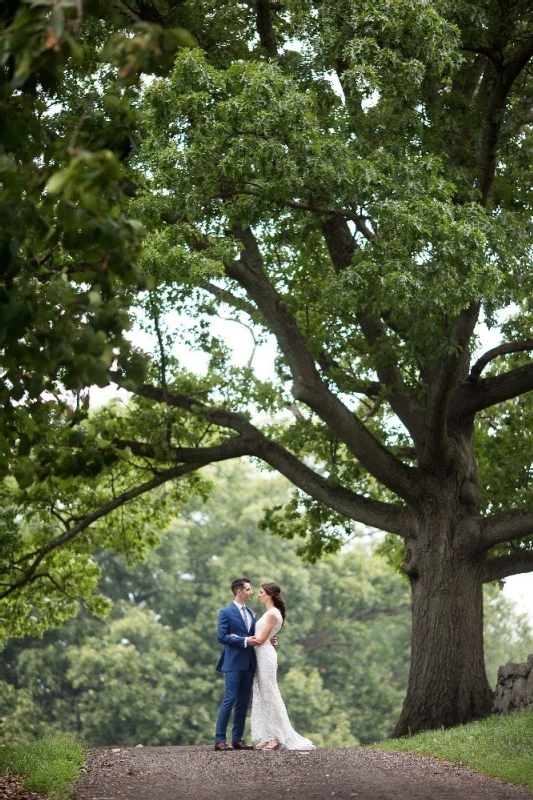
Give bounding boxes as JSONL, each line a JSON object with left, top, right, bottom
{"left": 394, "top": 491, "right": 493, "bottom": 736}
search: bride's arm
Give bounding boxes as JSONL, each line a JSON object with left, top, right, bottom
{"left": 253, "top": 610, "right": 277, "bottom": 645}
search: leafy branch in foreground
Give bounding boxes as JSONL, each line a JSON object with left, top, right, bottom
{"left": 0, "top": 0, "right": 197, "bottom": 640}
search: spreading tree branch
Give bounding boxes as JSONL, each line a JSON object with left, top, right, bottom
{"left": 317, "top": 352, "right": 382, "bottom": 398}
{"left": 484, "top": 549, "right": 533, "bottom": 582}
{"left": 503, "top": 33, "right": 533, "bottom": 89}
{"left": 423, "top": 302, "right": 480, "bottom": 461}
{"left": 150, "top": 300, "right": 172, "bottom": 444}
{"left": 320, "top": 215, "right": 424, "bottom": 442}
{"left": 113, "top": 435, "right": 256, "bottom": 463}
{"left": 468, "top": 339, "right": 533, "bottom": 382}
{"left": 133, "top": 383, "right": 413, "bottom": 533}
{"left": 220, "top": 187, "right": 374, "bottom": 237}
{"left": 477, "top": 33, "right": 533, "bottom": 205}
{"left": 334, "top": 56, "right": 363, "bottom": 117}
{"left": 224, "top": 226, "right": 419, "bottom": 501}
{"left": 202, "top": 281, "right": 258, "bottom": 317}
{"left": 479, "top": 509, "right": 533, "bottom": 551}
{"left": 450, "top": 361, "right": 533, "bottom": 417}
{"left": 254, "top": 0, "right": 277, "bottom": 57}
{"left": 460, "top": 45, "right": 503, "bottom": 70}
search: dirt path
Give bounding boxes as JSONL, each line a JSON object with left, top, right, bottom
{"left": 75, "top": 746, "right": 532, "bottom": 800}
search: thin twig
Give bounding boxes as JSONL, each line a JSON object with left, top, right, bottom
{"left": 215, "top": 312, "right": 258, "bottom": 367}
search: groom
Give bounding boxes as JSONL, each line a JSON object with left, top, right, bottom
{"left": 214, "top": 577, "right": 262, "bottom": 751}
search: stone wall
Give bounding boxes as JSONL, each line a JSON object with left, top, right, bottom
{"left": 493, "top": 655, "right": 533, "bottom": 713}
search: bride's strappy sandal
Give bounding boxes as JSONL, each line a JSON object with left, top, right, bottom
{"left": 261, "top": 739, "right": 281, "bottom": 750}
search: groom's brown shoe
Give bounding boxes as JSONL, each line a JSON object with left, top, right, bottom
{"left": 232, "top": 740, "right": 254, "bottom": 750}
{"left": 214, "top": 742, "right": 234, "bottom": 751}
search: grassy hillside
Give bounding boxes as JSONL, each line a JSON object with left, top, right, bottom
{"left": 372, "top": 709, "right": 533, "bottom": 792}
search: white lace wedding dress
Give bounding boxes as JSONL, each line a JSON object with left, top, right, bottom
{"left": 250, "top": 607, "right": 315, "bottom": 750}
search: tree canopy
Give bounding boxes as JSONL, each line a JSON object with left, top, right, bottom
{"left": 3, "top": 0, "right": 533, "bottom": 734}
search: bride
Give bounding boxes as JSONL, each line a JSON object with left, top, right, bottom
{"left": 249, "top": 582, "right": 315, "bottom": 751}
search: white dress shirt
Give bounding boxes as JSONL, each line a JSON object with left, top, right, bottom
{"left": 233, "top": 600, "right": 251, "bottom": 646}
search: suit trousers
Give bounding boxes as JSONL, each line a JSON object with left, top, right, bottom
{"left": 215, "top": 668, "right": 254, "bottom": 743}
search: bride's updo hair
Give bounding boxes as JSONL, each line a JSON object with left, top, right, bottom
{"left": 261, "top": 582, "right": 286, "bottom": 624}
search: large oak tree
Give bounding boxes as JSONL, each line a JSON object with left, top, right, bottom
{"left": 4, "top": 0, "right": 533, "bottom": 737}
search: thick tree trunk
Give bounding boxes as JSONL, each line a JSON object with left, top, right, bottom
{"left": 394, "top": 493, "right": 493, "bottom": 736}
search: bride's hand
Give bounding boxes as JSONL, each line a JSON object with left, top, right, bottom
{"left": 229, "top": 633, "right": 238, "bottom": 637}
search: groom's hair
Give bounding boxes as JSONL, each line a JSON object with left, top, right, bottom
{"left": 231, "top": 578, "right": 250, "bottom": 595}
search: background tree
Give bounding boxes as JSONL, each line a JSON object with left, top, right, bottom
{"left": 4, "top": 0, "right": 533, "bottom": 736}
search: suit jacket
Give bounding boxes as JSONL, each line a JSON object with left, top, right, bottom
{"left": 216, "top": 603, "right": 257, "bottom": 673}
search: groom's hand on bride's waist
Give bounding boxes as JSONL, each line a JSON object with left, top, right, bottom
{"left": 228, "top": 634, "right": 277, "bottom": 646}
{"left": 245, "top": 635, "right": 278, "bottom": 646}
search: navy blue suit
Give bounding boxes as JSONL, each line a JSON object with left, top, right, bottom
{"left": 215, "top": 602, "right": 256, "bottom": 744}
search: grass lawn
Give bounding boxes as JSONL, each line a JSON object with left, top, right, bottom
{"left": 0, "top": 735, "right": 85, "bottom": 798}
{"left": 372, "top": 708, "right": 533, "bottom": 792}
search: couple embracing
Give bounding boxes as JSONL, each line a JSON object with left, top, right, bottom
{"left": 215, "top": 578, "right": 315, "bottom": 751}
